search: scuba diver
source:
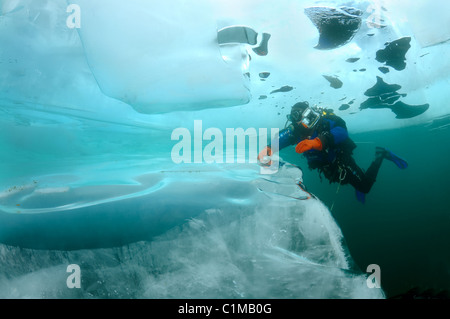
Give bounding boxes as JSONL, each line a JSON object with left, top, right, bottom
{"left": 258, "top": 101, "right": 408, "bottom": 202}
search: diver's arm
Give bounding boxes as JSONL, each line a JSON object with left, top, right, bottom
{"left": 295, "top": 121, "right": 348, "bottom": 154}
{"left": 257, "top": 125, "right": 297, "bottom": 164}
{"left": 267, "top": 124, "right": 297, "bottom": 151}
{"left": 319, "top": 124, "right": 349, "bottom": 150}
{"left": 330, "top": 126, "right": 348, "bottom": 144}
{"left": 278, "top": 125, "right": 297, "bottom": 150}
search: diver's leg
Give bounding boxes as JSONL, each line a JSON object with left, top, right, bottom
{"left": 342, "top": 155, "right": 381, "bottom": 194}
{"left": 350, "top": 147, "right": 392, "bottom": 194}
{"left": 340, "top": 157, "right": 376, "bottom": 204}
{"left": 363, "top": 151, "right": 385, "bottom": 185}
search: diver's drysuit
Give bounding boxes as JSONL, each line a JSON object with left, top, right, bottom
{"left": 277, "top": 110, "right": 383, "bottom": 195}
{"left": 259, "top": 102, "right": 408, "bottom": 202}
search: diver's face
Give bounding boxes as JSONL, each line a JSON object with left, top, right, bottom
{"left": 301, "top": 121, "right": 319, "bottom": 133}
{"left": 294, "top": 119, "right": 313, "bottom": 135}
{"left": 290, "top": 110, "right": 303, "bottom": 123}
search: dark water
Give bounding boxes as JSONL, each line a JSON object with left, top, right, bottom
{"left": 282, "top": 119, "right": 450, "bottom": 298}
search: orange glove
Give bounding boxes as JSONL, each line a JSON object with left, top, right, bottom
{"left": 257, "top": 146, "right": 273, "bottom": 166}
{"left": 295, "top": 137, "right": 323, "bottom": 154}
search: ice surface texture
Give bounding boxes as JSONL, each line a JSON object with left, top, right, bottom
{"left": 0, "top": 163, "right": 384, "bottom": 298}
{"left": 1, "top": 0, "right": 450, "bottom": 299}
{"left": 1, "top": 0, "right": 449, "bottom": 131}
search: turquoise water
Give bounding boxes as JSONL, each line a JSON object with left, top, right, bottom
{"left": 282, "top": 119, "right": 450, "bottom": 297}
{"left": 1, "top": 0, "right": 449, "bottom": 299}
{"left": 2, "top": 110, "right": 447, "bottom": 298}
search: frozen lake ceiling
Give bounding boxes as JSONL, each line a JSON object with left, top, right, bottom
{"left": 0, "top": 0, "right": 449, "bottom": 133}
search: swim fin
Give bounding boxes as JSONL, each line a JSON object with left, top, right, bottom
{"left": 355, "top": 189, "right": 366, "bottom": 204}
{"left": 377, "top": 147, "right": 408, "bottom": 169}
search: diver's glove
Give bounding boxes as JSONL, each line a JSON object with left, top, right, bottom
{"left": 257, "top": 146, "right": 273, "bottom": 166}
{"left": 295, "top": 137, "right": 323, "bottom": 154}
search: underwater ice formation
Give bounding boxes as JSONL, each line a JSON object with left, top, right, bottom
{"left": 378, "top": 67, "right": 390, "bottom": 74}
{"left": 305, "top": 6, "right": 363, "bottom": 50}
{"left": 259, "top": 72, "right": 271, "bottom": 79}
{"left": 390, "top": 101, "right": 430, "bottom": 119}
{"left": 217, "top": 26, "right": 259, "bottom": 45}
{"left": 270, "top": 85, "right": 294, "bottom": 94}
{"left": 0, "top": 0, "right": 447, "bottom": 132}
{"left": 346, "top": 58, "right": 360, "bottom": 63}
{"left": 218, "top": 27, "right": 271, "bottom": 58}
{"left": 0, "top": 163, "right": 385, "bottom": 298}
{"left": 376, "top": 37, "right": 412, "bottom": 71}
{"left": 323, "top": 75, "right": 343, "bottom": 89}
{"left": 361, "top": 77, "right": 429, "bottom": 118}
{"left": 364, "top": 77, "right": 401, "bottom": 97}
{"left": 339, "top": 104, "right": 350, "bottom": 111}
{"left": 252, "top": 33, "right": 272, "bottom": 56}
{"left": 66, "top": 0, "right": 260, "bottom": 113}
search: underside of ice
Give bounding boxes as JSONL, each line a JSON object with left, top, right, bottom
{"left": 1, "top": 0, "right": 449, "bottom": 299}
{"left": 1, "top": 0, "right": 449, "bottom": 130}
{"left": 0, "top": 163, "right": 384, "bottom": 298}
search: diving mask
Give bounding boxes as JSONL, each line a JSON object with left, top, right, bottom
{"left": 300, "top": 107, "right": 321, "bottom": 129}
